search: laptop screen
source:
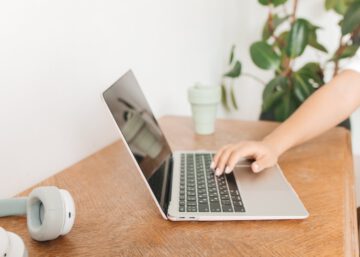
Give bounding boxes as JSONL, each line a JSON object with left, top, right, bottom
{"left": 103, "top": 70, "right": 172, "bottom": 213}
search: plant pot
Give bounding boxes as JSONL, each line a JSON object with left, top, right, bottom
{"left": 188, "top": 85, "right": 221, "bottom": 135}
{"left": 259, "top": 111, "right": 351, "bottom": 130}
{"left": 122, "top": 111, "right": 162, "bottom": 158}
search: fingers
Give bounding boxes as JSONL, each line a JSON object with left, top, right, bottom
{"left": 211, "top": 141, "right": 278, "bottom": 175}
{"left": 213, "top": 143, "right": 256, "bottom": 176}
{"left": 214, "top": 145, "right": 237, "bottom": 176}
{"left": 225, "top": 144, "right": 257, "bottom": 172}
{"left": 251, "top": 156, "right": 277, "bottom": 173}
{"left": 211, "top": 144, "right": 231, "bottom": 169}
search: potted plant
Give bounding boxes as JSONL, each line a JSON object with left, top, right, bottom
{"left": 221, "top": 0, "right": 360, "bottom": 129}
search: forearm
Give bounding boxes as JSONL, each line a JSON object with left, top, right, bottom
{"left": 263, "top": 70, "right": 360, "bottom": 156}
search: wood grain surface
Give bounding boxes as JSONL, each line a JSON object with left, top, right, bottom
{"left": 0, "top": 115, "right": 358, "bottom": 257}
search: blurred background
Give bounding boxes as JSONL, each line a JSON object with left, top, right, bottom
{"left": 0, "top": 0, "right": 359, "bottom": 197}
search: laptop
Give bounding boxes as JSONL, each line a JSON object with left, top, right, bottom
{"left": 102, "top": 70, "right": 309, "bottom": 221}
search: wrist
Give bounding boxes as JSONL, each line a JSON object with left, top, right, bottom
{"left": 262, "top": 135, "right": 287, "bottom": 158}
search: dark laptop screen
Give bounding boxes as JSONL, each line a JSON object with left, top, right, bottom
{"left": 102, "top": 70, "right": 172, "bottom": 213}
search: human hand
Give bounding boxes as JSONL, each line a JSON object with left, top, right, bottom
{"left": 210, "top": 140, "right": 279, "bottom": 176}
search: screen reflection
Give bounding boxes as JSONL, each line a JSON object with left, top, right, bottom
{"left": 103, "top": 70, "right": 172, "bottom": 209}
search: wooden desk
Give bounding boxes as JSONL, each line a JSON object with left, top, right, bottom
{"left": 0, "top": 116, "right": 358, "bottom": 256}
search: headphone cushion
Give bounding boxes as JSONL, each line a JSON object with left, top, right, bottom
{"left": 27, "top": 186, "right": 65, "bottom": 241}
{"left": 0, "top": 227, "right": 10, "bottom": 256}
{"left": 0, "top": 228, "right": 27, "bottom": 257}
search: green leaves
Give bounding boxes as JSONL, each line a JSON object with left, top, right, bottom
{"left": 258, "top": 0, "right": 288, "bottom": 7}
{"left": 222, "top": 45, "right": 241, "bottom": 111}
{"left": 285, "top": 19, "right": 327, "bottom": 57}
{"left": 261, "top": 63, "right": 325, "bottom": 121}
{"left": 332, "top": 45, "right": 360, "bottom": 60}
{"left": 261, "top": 76, "right": 299, "bottom": 121}
{"left": 341, "top": 2, "right": 360, "bottom": 35}
{"left": 273, "top": 91, "right": 299, "bottom": 121}
{"left": 308, "top": 30, "right": 328, "bottom": 53}
{"left": 228, "top": 45, "right": 235, "bottom": 64}
{"left": 221, "top": 83, "right": 230, "bottom": 111}
{"left": 292, "top": 63, "right": 324, "bottom": 102}
{"left": 286, "top": 19, "right": 309, "bottom": 58}
{"left": 262, "top": 14, "right": 289, "bottom": 40}
{"left": 250, "top": 41, "right": 280, "bottom": 70}
{"left": 230, "top": 85, "right": 238, "bottom": 110}
{"left": 325, "top": 0, "right": 349, "bottom": 14}
{"left": 223, "top": 61, "right": 242, "bottom": 78}
{"left": 306, "top": 21, "right": 328, "bottom": 53}
{"left": 262, "top": 76, "right": 287, "bottom": 112}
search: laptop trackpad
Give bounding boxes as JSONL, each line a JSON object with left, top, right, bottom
{"left": 233, "top": 165, "right": 290, "bottom": 191}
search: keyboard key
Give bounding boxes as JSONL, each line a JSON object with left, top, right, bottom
{"left": 222, "top": 206, "right": 233, "bottom": 212}
{"left": 234, "top": 205, "right": 245, "bottom": 212}
{"left": 179, "top": 206, "right": 185, "bottom": 212}
{"left": 199, "top": 204, "right": 210, "bottom": 212}
{"left": 199, "top": 199, "right": 208, "bottom": 204}
{"left": 210, "top": 203, "right": 221, "bottom": 212}
{"left": 222, "top": 200, "right": 231, "bottom": 206}
{"left": 187, "top": 207, "right": 197, "bottom": 212}
{"left": 210, "top": 197, "right": 219, "bottom": 202}
{"left": 220, "top": 195, "right": 230, "bottom": 200}
{"left": 188, "top": 196, "right": 196, "bottom": 201}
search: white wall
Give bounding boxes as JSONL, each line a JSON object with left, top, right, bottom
{"left": 0, "top": 0, "right": 359, "bottom": 197}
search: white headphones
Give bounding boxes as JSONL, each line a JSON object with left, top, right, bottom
{"left": 0, "top": 186, "right": 76, "bottom": 257}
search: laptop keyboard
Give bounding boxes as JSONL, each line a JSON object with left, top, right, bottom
{"left": 178, "top": 153, "right": 245, "bottom": 213}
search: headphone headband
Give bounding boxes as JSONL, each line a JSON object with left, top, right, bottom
{"left": 0, "top": 198, "right": 27, "bottom": 217}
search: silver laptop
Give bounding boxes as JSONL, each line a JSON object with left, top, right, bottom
{"left": 102, "top": 70, "right": 309, "bottom": 221}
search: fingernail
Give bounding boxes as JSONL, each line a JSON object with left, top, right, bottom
{"left": 225, "top": 166, "right": 231, "bottom": 174}
{"left": 210, "top": 161, "right": 215, "bottom": 169}
{"left": 252, "top": 163, "right": 260, "bottom": 173}
{"left": 215, "top": 168, "right": 221, "bottom": 176}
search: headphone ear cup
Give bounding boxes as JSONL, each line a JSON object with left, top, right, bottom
{"left": 27, "top": 186, "right": 65, "bottom": 241}
{"left": 0, "top": 228, "right": 27, "bottom": 257}
{"left": 0, "top": 227, "right": 10, "bottom": 256}
{"left": 59, "top": 189, "right": 75, "bottom": 236}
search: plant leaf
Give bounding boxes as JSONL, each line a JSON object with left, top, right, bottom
{"left": 262, "top": 76, "right": 287, "bottom": 112}
{"left": 293, "top": 74, "right": 312, "bottom": 101}
{"left": 230, "top": 85, "right": 238, "bottom": 110}
{"left": 335, "top": 0, "right": 349, "bottom": 14}
{"left": 308, "top": 29, "right": 328, "bottom": 53}
{"left": 223, "top": 60, "right": 242, "bottom": 78}
{"left": 250, "top": 41, "right": 280, "bottom": 70}
{"left": 325, "top": 0, "right": 353, "bottom": 15}
{"left": 221, "top": 83, "right": 230, "bottom": 111}
{"left": 229, "top": 45, "right": 235, "bottom": 65}
{"left": 325, "top": 0, "right": 337, "bottom": 10}
{"left": 273, "top": 91, "right": 299, "bottom": 121}
{"left": 258, "top": 0, "right": 288, "bottom": 6}
{"left": 341, "top": 2, "right": 360, "bottom": 35}
{"left": 292, "top": 62, "right": 324, "bottom": 102}
{"left": 302, "top": 20, "right": 327, "bottom": 53}
{"left": 331, "top": 45, "right": 359, "bottom": 60}
{"left": 286, "top": 19, "right": 309, "bottom": 58}
{"left": 273, "top": 31, "right": 289, "bottom": 50}
{"left": 298, "top": 62, "right": 325, "bottom": 85}
{"left": 273, "top": 0, "right": 288, "bottom": 6}
{"left": 262, "top": 14, "right": 289, "bottom": 41}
